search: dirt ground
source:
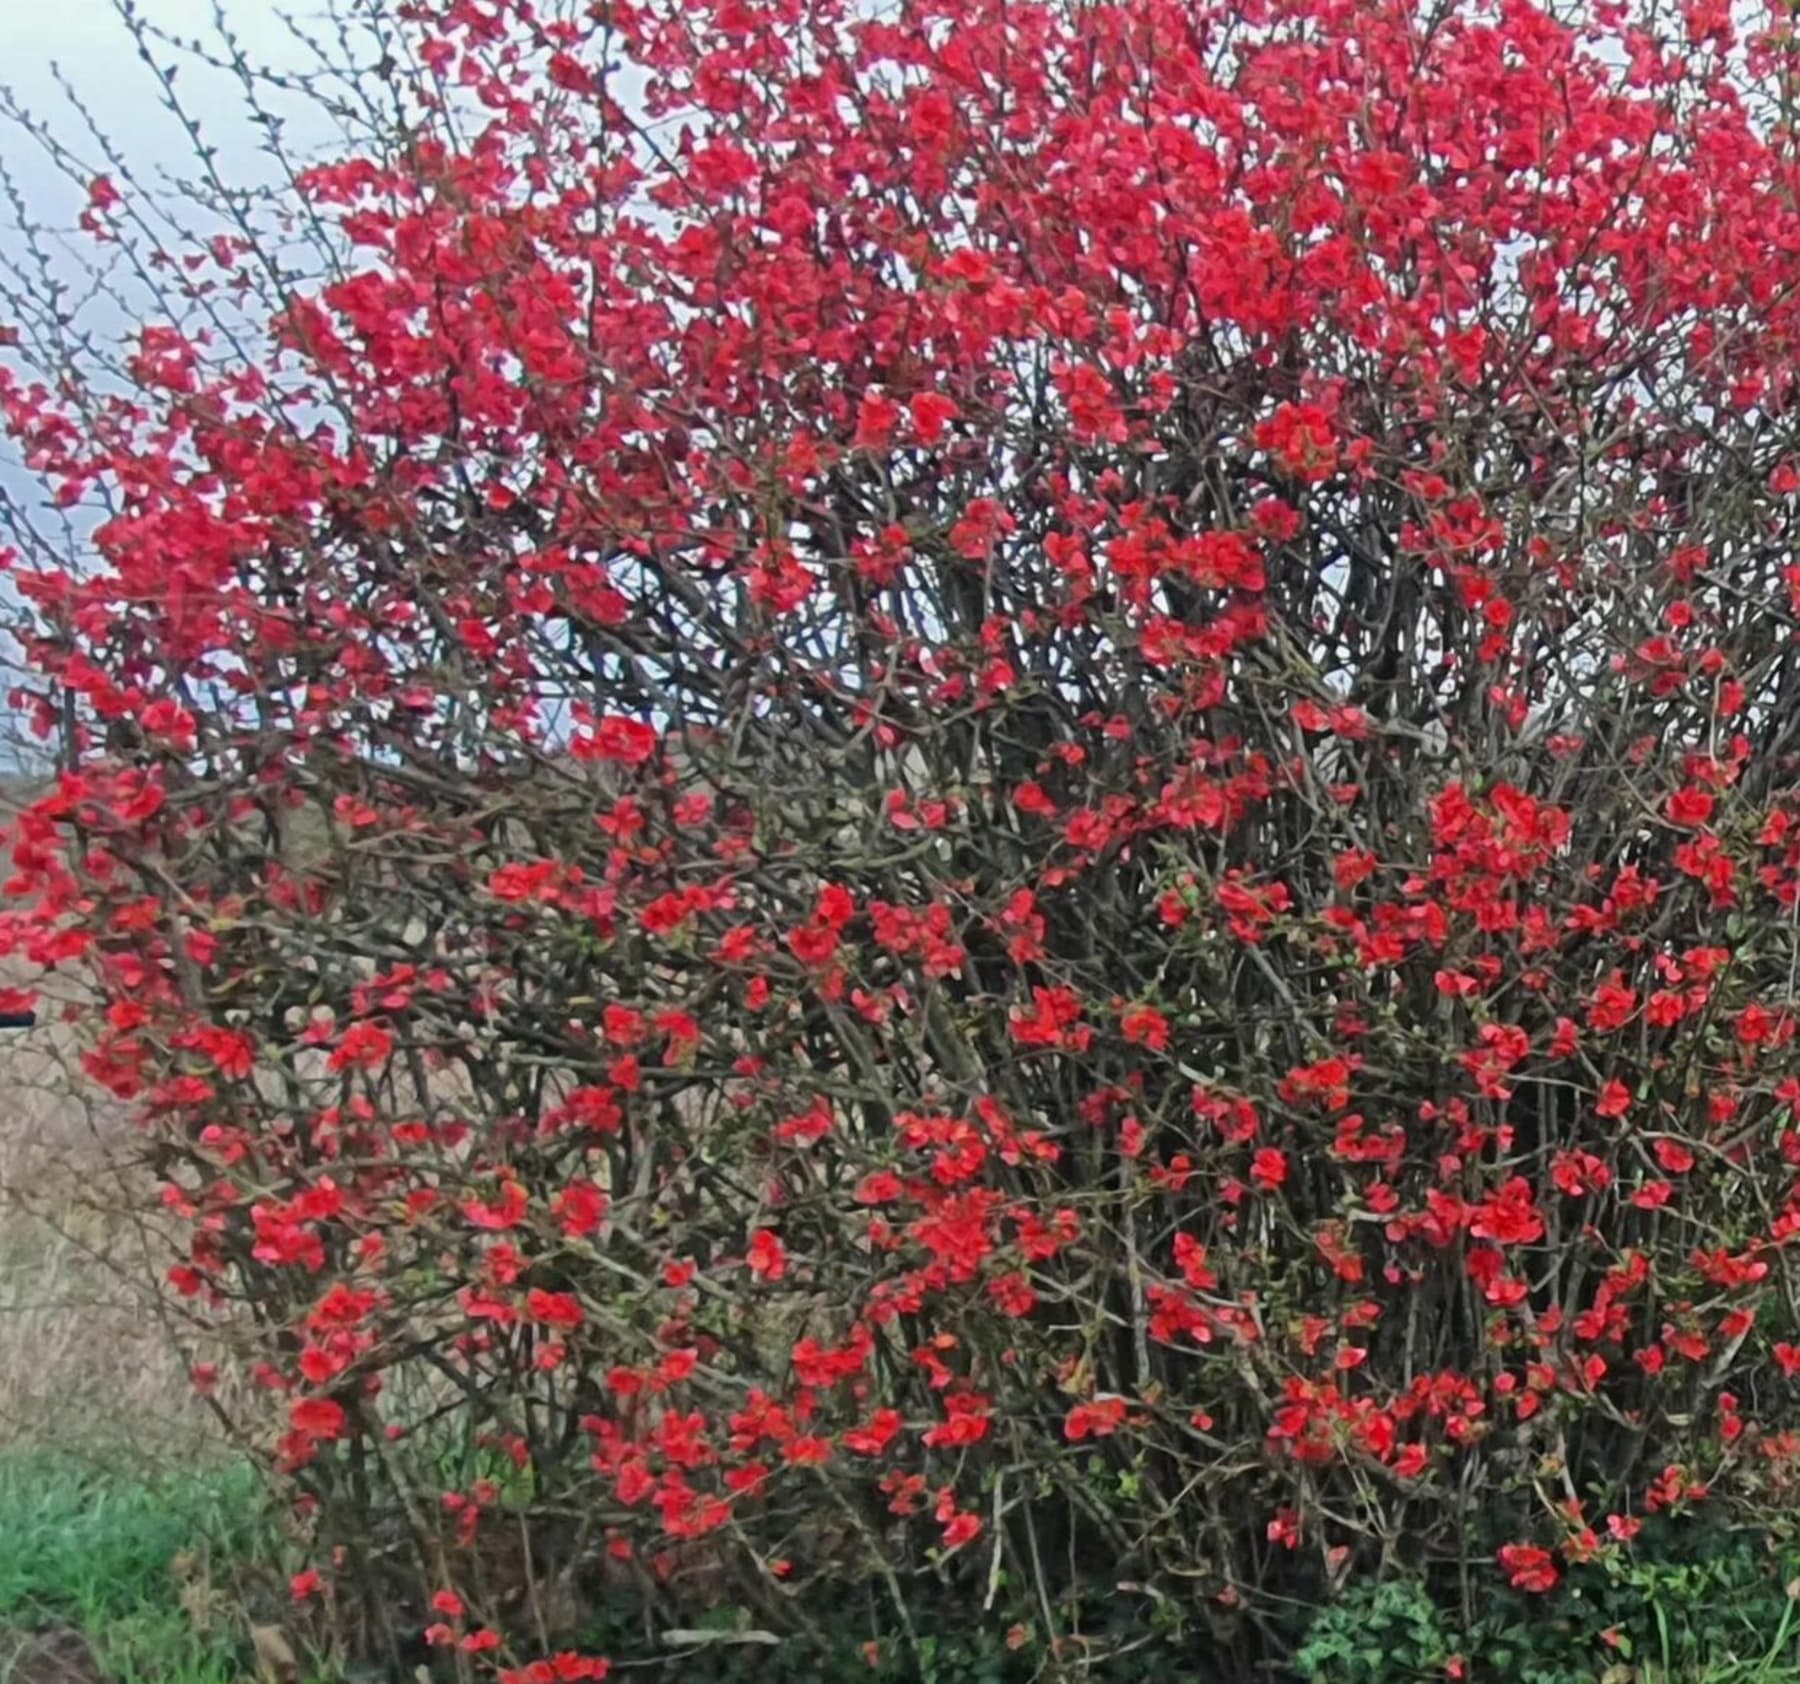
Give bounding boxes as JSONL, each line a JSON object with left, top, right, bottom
{"left": 0, "top": 1627, "right": 106, "bottom": 1684}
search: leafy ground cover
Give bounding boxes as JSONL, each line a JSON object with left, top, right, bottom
{"left": 0, "top": 1454, "right": 271, "bottom": 1684}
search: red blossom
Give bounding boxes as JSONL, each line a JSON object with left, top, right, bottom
{"left": 291, "top": 1397, "right": 347, "bottom": 1441}
{"left": 745, "top": 1229, "right": 788, "bottom": 1281}
{"left": 1497, "top": 1543, "right": 1559, "bottom": 1594}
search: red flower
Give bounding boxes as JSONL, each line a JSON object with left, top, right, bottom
{"left": 1010, "top": 986, "right": 1091, "bottom": 1051}
{"left": 1497, "top": 1543, "right": 1559, "bottom": 1593}
{"left": 1587, "top": 976, "right": 1639, "bottom": 1033}
{"left": 746, "top": 1229, "right": 788, "bottom": 1280}
{"left": 1471, "top": 1179, "right": 1544, "bottom": 1246}
{"left": 584, "top": 717, "right": 658, "bottom": 765}
{"left": 1064, "top": 1397, "right": 1128, "bottom": 1440}
{"left": 1120, "top": 1003, "right": 1170, "bottom": 1051}
{"left": 291, "top": 1397, "right": 347, "bottom": 1440}
{"left": 463, "top": 1181, "right": 529, "bottom": 1232}
{"left": 1653, "top": 1139, "right": 1695, "bottom": 1174}
{"left": 910, "top": 392, "right": 959, "bottom": 444}
{"left": 526, "top": 1289, "right": 584, "bottom": 1330}
{"left": 1595, "top": 1079, "right": 1632, "bottom": 1119}
{"left": 940, "top": 1509, "right": 981, "bottom": 1550}
{"left": 1250, "top": 1148, "right": 1289, "bottom": 1191}
{"left": 788, "top": 921, "right": 842, "bottom": 968}
{"left": 922, "top": 1392, "right": 992, "bottom": 1447}
{"left": 327, "top": 1021, "right": 392, "bottom": 1073}
{"left": 1254, "top": 402, "right": 1339, "bottom": 483}
{"left": 843, "top": 1409, "right": 904, "bottom": 1456}
{"left": 1666, "top": 787, "right": 1716, "bottom": 828}
{"left": 936, "top": 1496, "right": 979, "bottom": 1554}
{"left": 501, "top": 1657, "right": 610, "bottom": 1684}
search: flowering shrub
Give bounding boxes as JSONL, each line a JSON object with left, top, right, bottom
{"left": 9, "top": 0, "right": 1800, "bottom": 1673}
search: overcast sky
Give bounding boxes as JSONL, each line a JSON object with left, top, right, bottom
{"left": 1, "top": 1, "right": 324, "bottom": 201}
{"left": 0, "top": 2, "right": 329, "bottom": 761}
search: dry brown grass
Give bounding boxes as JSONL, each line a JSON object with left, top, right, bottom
{"left": 0, "top": 975, "right": 214, "bottom": 1458}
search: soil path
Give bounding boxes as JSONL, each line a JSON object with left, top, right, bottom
{"left": 0, "top": 1627, "right": 107, "bottom": 1684}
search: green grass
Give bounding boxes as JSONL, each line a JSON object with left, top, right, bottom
{"left": 17, "top": 1452, "right": 1800, "bottom": 1684}
{"left": 0, "top": 1451, "right": 267, "bottom": 1683}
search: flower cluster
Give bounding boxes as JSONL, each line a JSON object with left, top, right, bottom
{"left": 7, "top": 0, "right": 1800, "bottom": 1672}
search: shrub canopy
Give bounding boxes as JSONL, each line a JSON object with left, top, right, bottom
{"left": 9, "top": 0, "right": 1800, "bottom": 1674}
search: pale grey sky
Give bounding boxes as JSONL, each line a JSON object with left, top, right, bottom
{"left": 1, "top": 1, "right": 323, "bottom": 193}
{"left": 0, "top": 2, "right": 334, "bottom": 761}
{"left": 0, "top": 0, "right": 358, "bottom": 392}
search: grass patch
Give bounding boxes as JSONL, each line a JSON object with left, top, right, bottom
{"left": 0, "top": 1452, "right": 270, "bottom": 1683}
